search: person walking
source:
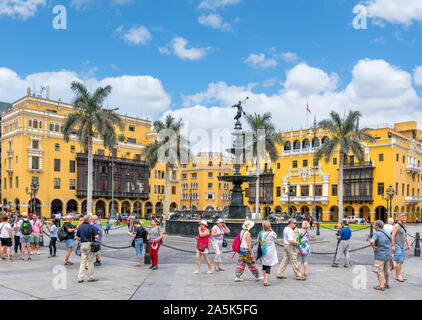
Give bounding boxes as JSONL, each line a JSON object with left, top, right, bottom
{"left": 92, "top": 215, "right": 103, "bottom": 266}
{"left": 105, "top": 221, "right": 111, "bottom": 235}
{"left": 194, "top": 220, "right": 213, "bottom": 274}
{"left": 18, "top": 213, "right": 33, "bottom": 260}
{"left": 0, "top": 216, "right": 13, "bottom": 261}
{"left": 370, "top": 220, "right": 393, "bottom": 291}
{"left": 296, "top": 220, "right": 311, "bottom": 277}
{"left": 12, "top": 215, "right": 22, "bottom": 257}
{"left": 30, "top": 214, "right": 42, "bottom": 255}
{"left": 258, "top": 221, "right": 278, "bottom": 286}
{"left": 63, "top": 215, "right": 77, "bottom": 266}
{"left": 46, "top": 220, "right": 58, "bottom": 258}
{"left": 54, "top": 211, "right": 61, "bottom": 227}
{"left": 391, "top": 214, "right": 412, "bottom": 282}
{"left": 332, "top": 220, "right": 352, "bottom": 268}
{"left": 384, "top": 218, "right": 394, "bottom": 234}
{"left": 211, "top": 218, "right": 230, "bottom": 272}
{"left": 76, "top": 215, "right": 100, "bottom": 283}
{"left": 129, "top": 220, "right": 146, "bottom": 267}
{"left": 277, "top": 218, "right": 306, "bottom": 281}
{"left": 234, "top": 220, "right": 263, "bottom": 282}
{"left": 147, "top": 218, "right": 163, "bottom": 270}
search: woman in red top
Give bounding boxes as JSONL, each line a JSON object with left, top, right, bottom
{"left": 194, "top": 220, "right": 213, "bottom": 274}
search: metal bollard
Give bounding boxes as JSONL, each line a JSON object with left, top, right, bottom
{"left": 144, "top": 240, "right": 151, "bottom": 265}
{"left": 414, "top": 233, "right": 421, "bottom": 257}
{"left": 369, "top": 223, "right": 373, "bottom": 238}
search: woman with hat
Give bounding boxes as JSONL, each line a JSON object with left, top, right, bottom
{"left": 235, "top": 220, "right": 263, "bottom": 282}
{"left": 211, "top": 218, "right": 230, "bottom": 272}
{"left": 194, "top": 220, "right": 213, "bottom": 274}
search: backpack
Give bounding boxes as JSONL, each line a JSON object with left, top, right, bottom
{"left": 232, "top": 231, "right": 245, "bottom": 258}
{"left": 21, "top": 219, "right": 33, "bottom": 236}
{"left": 57, "top": 226, "right": 68, "bottom": 241}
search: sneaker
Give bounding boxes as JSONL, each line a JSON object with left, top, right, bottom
{"left": 48, "top": 254, "right": 53, "bottom": 258}
{"left": 36, "top": 252, "right": 40, "bottom": 255}
{"left": 149, "top": 265, "right": 154, "bottom": 269}
{"left": 88, "top": 278, "right": 99, "bottom": 282}
{"left": 234, "top": 278, "right": 244, "bottom": 282}
{"left": 152, "top": 266, "right": 158, "bottom": 270}
{"left": 94, "top": 261, "right": 101, "bottom": 267}
{"left": 344, "top": 265, "right": 349, "bottom": 268}
{"left": 78, "top": 280, "right": 84, "bottom": 283}
{"left": 331, "top": 263, "right": 339, "bottom": 268}
{"left": 256, "top": 276, "right": 264, "bottom": 281}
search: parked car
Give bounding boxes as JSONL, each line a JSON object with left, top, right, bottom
{"left": 346, "top": 216, "right": 364, "bottom": 224}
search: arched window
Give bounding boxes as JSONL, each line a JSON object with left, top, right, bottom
{"left": 39, "top": 121, "right": 42, "bottom": 129}
{"left": 302, "top": 139, "right": 310, "bottom": 149}
{"left": 312, "top": 137, "right": 320, "bottom": 148}
{"left": 284, "top": 141, "right": 292, "bottom": 151}
{"left": 33, "top": 119, "right": 38, "bottom": 129}
{"left": 55, "top": 124, "right": 60, "bottom": 132}
{"left": 322, "top": 136, "right": 330, "bottom": 145}
{"left": 49, "top": 123, "right": 54, "bottom": 131}
{"left": 293, "top": 140, "right": 301, "bottom": 150}
{"left": 28, "top": 120, "right": 32, "bottom": 127}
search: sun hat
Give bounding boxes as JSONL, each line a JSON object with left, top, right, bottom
{"left": 199, "top": 220, "right": 208, "bottom": 227}
{"left": 216, "top": 218, "right": 224, "bottom": 223}
{"left": 242, "top": 220, "right": 255, "bottom": 231}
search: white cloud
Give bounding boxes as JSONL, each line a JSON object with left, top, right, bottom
{"left": 0, "top": 67, "right": 170, "bottom": 119}
{"left": 169, "top": 59, "right": 422, "bottom": 146}
{"left": 70, "top": 0, "right": 94, "bottom": 9}
{"left": 0, "top": 0, "right": 45, "bottom": 20}
{"left": 160, "top": 37, "right": 210, "bottom": 61}
{"left": 245, "top": 53, "right": 278, "bottom": 69}
{"left": 279, "top": 52, "right": 299, "bottom": 63}
{"left": 363, "top": 0, "right": 422, "bottom": 25}
{"left": 122, "top": 26, "right": 152, "bottom": 45}
{"left": 198, "top": 13, "right": 232, "bottom": 31}
{"left": 414, "top": 66, "right": 422, "bottom": 86}
{"left": 198, "top": 0, "right": 241, "bottom": 10}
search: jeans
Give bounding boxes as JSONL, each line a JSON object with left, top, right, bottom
{"left": 134, "top": 239, "right": 144, "bottom": 257}
{"left": 49, "top": 237, "right": 57, "bottom": 255}
{"left": 14, "top": 236, "right": 21, "bottom": 253}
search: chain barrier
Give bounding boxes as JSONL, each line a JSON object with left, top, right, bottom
{"left": 318, "top": 224, "right": 371, "bottom": 233}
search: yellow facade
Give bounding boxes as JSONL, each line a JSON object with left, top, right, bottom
{"left": 244, "top": 121, "right": 422, "bottom": 223}
{"left": 179, "top": 152, "right": 234, "bottom": 213}
{"left": 1, "top": 95, "right": 178, "bottom": 218}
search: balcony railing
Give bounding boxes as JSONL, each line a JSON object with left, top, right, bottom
{"left": 76, "top": 189, "right": 149, "bottom": 200}
{"left": 343, "top": 195, "right": 373, "bottom": 203}
{"left": 406, "top": 163, "right": 422, "bottom": 174}
{"left": 280, "top": 195, "right": 329, "bottom": 205}
{"left": 344, "top": 161, "right": 374, "bottom": 168}
{"left": 405, "top": 196, "right": 421, "bottom": 205}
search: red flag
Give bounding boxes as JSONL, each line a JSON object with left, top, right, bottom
{"left": 306, "top": 101, "right": 311, "bottom": 113}
{"left": 180, "top": 116, "right": 182, "bottom": 122}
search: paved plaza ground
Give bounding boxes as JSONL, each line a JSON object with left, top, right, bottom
{"left": 0, "top": 223, "right": 421, "bottom": 300}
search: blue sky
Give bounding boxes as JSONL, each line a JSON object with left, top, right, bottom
{"left": 1, "top": 0, "right": 422, "bottom": 137}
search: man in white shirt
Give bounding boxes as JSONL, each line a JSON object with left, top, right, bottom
{"left": 383, "top": 218, "right": 394, "bottom": 234}
{"left": 277, "top": 218, "right": 306, "bottom": 281}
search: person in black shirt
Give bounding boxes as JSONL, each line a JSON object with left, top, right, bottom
{"left": 63, "top": 215, "right": 77, "bottom": 266}
{"left": 129, "top": 220, "right": 146, "bottom": 267}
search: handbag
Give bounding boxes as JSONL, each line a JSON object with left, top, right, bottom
{"left": 222, "top": 238, "right": 228, "bottom": 248}
{"left": 90, "top": 225, "right": 101, "bottom": 253}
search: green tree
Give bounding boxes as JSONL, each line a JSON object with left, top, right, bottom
{"left": 142, "top": 114, "right": 188, "bottom": 220}
{"left": 63, "top": 81, "right": 123, "bottom": 215}
{"left": 316, "top": 110, "right": 375, "bottom": 224}
{"left": 245, "top": 112, "right": 283, "bottom": 218}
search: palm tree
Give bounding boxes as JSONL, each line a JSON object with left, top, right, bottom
{"left": 63, "top": 81, "right": 123, "bottom": 215}
{"left": 316, "top": 110, "right": 375, "bottom": 224}
{"left": 143, "top": 114, "right": 188, "bottom": 220}
{"left": 245, "top": 112, "right": 283, "bottom": 218}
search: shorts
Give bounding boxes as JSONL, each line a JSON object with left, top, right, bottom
{"left": 262, "top": 265, "right": 272, "bottom": 274}
{"left": 196, "top": 248, "right": 209, "bottom": 254}
{"left": 65, "top": 239, "right": 74, "bottom": 248}
{"left": 20, "top": 235, "right": 31, "bottom": 243}
{"left": 31, "top": 235, "right": 40, "bottom": 243}
{"left": 297, "top": 253, "right": 309, "bottom": 264}
{"left": 0, "top": 238, "right": 12, "bottom": 247}
{"left": 134, "top": 239, "right": 144, "bottom": 257}
{"left": 393, "top": 244, "right": 404, "bottom": 264}
{"left": 372, "top": 260, "right": 391, "bottom": 277}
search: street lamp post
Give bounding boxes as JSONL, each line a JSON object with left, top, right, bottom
{"left": 382, "top": 184, "right": 395, "bottom": 219}
{"left": 25, "top": 178, "right": 39, "bottom": 215}
{"left": 109, "top": 156, "right": 115, "bottom": 221}
{"left": 285, "top": 181, "right": 296, "bottom": 217}
{"left": 312, "top": 117, "right": 320, "bottom": 236}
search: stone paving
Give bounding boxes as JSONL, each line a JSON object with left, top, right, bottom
{"left": 0, "top": 224, "right": 421, "bottom": 300}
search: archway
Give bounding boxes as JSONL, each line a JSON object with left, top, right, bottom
{"left": 133, "top": 201, "right": 142, "bottom": 217}
{"left": 109, "top": 201, "right": 119, "bottom": 217}
{"left": 145, "top": 202, "right": 153, "bottom": 218}
{"left": 301, "top": 206, "right": 310, "bottom": 216}
{"left": 95, "top": 200, "right": 106, "bottom": 219}
{"left": 50, "top": 199, "right": 63, "bottom": 217}
{"left": 81, "top": 200, "right": 87, "bottom": 215}
{"left": 375, "top": 206, "right": 387, "bottom": 222}
{"left": 155, "top": 202, "right": 163, "bottom": 216}
{"left": 329, "top": 206, "right": 338, "bottom": 222}
{"left": 66, "top": 199, "right": 78, "bottom": 214}
{"left": 121, "top": 201, "right": 131, "bottom": 215}
{"left": 289, "top": 206, "right": 297, "bottom": 215}
{"left": 315, "top": 206, "right": 323, "bottom": 221}
{"left": 170, "top": 202, "right": 177, "bottom": 212}
{"left": 344, "top": 205, "right": 355, "bottom": 218}
{"left": 393, "top": 206, "right": 400, "bottom": 217}
{"left": 15, "top": 199, "right": 20, "bottom": 213}
{"left": 359, "top": 206, "right": 370, "bottom": 222}
{"left": 205, "top": 205, "right": 215, "bottom": 211}
{"left": 275, "top": 206, "right": 282, "bottom": 213}
{"left": 28, "top": 198, "right": 41, "bottom": 216}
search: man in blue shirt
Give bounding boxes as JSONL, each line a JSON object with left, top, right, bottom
{"left": 332, "top": 220, "right": 352, "bottom": 268}
{"left": 370, "top": 220, "right": 392, "bottom": 291}
{"left": 76, "top": 215, "right": 100, "bottom": 283}
{"left": 92, "top": 215, "right": 103, "bottom": 267}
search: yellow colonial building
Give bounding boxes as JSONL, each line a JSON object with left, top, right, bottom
{"left": 244, "top": 121, "right": 422, "bottom": 223}
{"left": 1, "top": 93, "right": 179, "bottom": 218}
{"left": 179, "top": 152, "right": 234, "bottom": 214}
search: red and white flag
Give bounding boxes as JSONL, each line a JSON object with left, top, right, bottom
{"left": 306, "top": 101, "right": 311, "bottom": 113}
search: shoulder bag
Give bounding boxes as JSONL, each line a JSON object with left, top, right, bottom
{"left": 90, "top": 225, "right": 101, "bottom": 253}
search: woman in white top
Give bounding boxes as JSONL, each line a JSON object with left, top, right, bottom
{"left": 211, "top": 218, "right": 230, "bottom": 272}
{"left": 234, "top": 220, "right": 264, "bottom": 282}
{"left": 0, "top": 215, "right": 13, "bottom": 261}
{"left": 258, "top": 221, "right": 278, "bottom": 286}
